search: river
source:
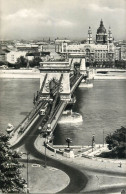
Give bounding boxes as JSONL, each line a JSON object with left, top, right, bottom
{"left": 0, "top": 79, "right": 126, "bottom": 146}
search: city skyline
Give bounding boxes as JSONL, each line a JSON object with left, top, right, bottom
{"left": 0, "top": 0, "right": 126, "bottom": 40}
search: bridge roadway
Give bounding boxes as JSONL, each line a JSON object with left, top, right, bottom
{"left": 10, "top": 73, "right": 87, "bottom": 193}
{"left": 10, "top": 74, "right": 84, "bottom": 148}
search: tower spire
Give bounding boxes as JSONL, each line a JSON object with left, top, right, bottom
{"left": 87, "top": 26, "right": 93, "bottom": 44}
{"left": 100, "top": 19, "right": 103, "bottom": 26}
{"left": 108, "top": 26, "right": 113, "bottom": 43}
{"left": 96, "top": 19, "right": 107, "bottom": 44}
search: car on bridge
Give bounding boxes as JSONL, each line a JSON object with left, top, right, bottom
{"left": 39, "top": 103, "right": 48, "bottom": 115}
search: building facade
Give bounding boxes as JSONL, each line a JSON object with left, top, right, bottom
{"left": 120, "top": 45, "right": 126, "bottom": 61}
{"left": 0, "top": 52, "right": 6, "bottom": 62}
{"left": 6, "top": 51, "right": 27, "bottom": 64}
{"left": 60, "top": 20, "right": 125, "bottom": 63}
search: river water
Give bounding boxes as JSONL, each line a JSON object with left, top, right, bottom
{"left": 0, "top": 79, "right": 126, "bottom": 146}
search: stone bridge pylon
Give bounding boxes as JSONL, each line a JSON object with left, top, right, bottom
{"left": 39, "top": 55, "right": 87, "bottom": 101}
{"left": 39, "top": 62, "right": 71, "bottom": 101}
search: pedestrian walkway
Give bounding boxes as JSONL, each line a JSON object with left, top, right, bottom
{"left": 21, "top": 160, "right": 70, "bottom": 193}
{"left": 35, "top": 136, "right": 126, "bottom": 175}
{"left": 34, "top": 135, "right": 126, "bottom": 193}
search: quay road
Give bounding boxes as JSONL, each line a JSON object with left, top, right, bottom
{"left": 34, "top": 134, "right": 126, "bottom": 193}
{"left": 17, "top": 119, "right": 126, "bottom": 193}
{"left": 12, "top": 112, "right": 87, "bottom": 193}
{"left": 25, "top": 127, "right": 87, "bottom": 193}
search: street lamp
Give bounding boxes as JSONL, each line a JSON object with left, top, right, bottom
{"left": 92, "top": 134, "right": 95, "bottom": 152}
{"left": 96, "top": 175, "right": 99, "bottom": 189}
{"left": 66, "top": 138, "right": 72, "bottom": 149}
{"left": 43, "top": 131, "right": 48, "bottom": 168}
{"left": 103, "top": 128, "right": 104, "bottom": 147}
{"left": 21, "top": 152, "right": 30, "bottom": 193}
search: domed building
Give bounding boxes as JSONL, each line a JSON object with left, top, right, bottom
{"left": 96, "top": 20, "right": 108, "bottom": 44}
{"left": 60, "top": 20, "right": 118, "bottom": 63}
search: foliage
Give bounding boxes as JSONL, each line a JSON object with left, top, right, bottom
{"left": 104, "top": 126, "right": 126, "bottom": 158}
{"left": 16, "top": 56, "right": 27, "bottom": 68}
{"left": 87, "top": 60, "right": 126, "bottom": 69}
{"left": 29, "top": 57, "right": 42, "bottom": 67}
{"left": 115, "top": 60, "right": 126, "bottom": 69}
{"left": 8, "top": 62, "right": 15, "bottom": 68}
{"left": 0, "top": 133, "right": 26, "bottom": 193}
{"left": 0, "top": 61, "right": 8, "bottom": 66}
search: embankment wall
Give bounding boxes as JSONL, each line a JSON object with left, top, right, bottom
{"left": 0, "top": 69, "right": 40, "bottom": 79}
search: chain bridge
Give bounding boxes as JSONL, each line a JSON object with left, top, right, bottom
{"left": 10, "top": 55, "right": 89, "bottom": 147}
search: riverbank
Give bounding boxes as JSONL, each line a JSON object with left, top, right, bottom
{"left": 94, "top": 74, "right": 126, "bottom": 79}
{"left": 0, "top": 69, "right": 40, "bottom": 78}
{"left": 34, "top": 135, "right": 126, "bottom": 193}
{"left": 94, "top": 68, "right": 126, "bottom": 79}
{"left": 1, "top": 68, "right": 126, "bottom": 79}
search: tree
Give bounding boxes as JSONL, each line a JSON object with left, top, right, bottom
{"left": 115, "top": 60, "right": 126, "bottom": 69}
{"left": 105, "top": 126, "right": 126, "bottom": 158}
{"left": 29, "top": 57, "right": 42, "bottom": 67}
{"left": 0, "top": 61, "right": 8, "bottom": 66}
{"left": 8, "top": 62, "right": 15, "bottom": 68}
{"left": 16, "top": 56, "right": 27, "bottom": 68}
{"left": 0, "top": 133, "right": 26, "bottom": 193}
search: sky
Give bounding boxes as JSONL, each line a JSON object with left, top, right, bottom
{"left": 0, "top": 0, "right": 126, "bottom": 40}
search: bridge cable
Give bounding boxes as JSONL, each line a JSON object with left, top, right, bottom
{"left": 39, "top": 73, "right": 48, "bottom": 96}
{"left": 48, "top": 73, "right": 63, "bottom": 121}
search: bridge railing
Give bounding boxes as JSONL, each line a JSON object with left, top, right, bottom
{"left": 18, "top": 109, "right": 39, "bottom": 134}
{"left": 41, "top": 101, "right": 63, "bottom": 131}
{"left": 70, "top": 74, "right": 82, "bottom": 88}
{"left": 49, "top": 101, "right": 67, "bottom": 133}
{"left": 50, "top": 101, "right": 63, "bottom": 123}
{"left": 11, "top": 111, "right": 32, "bottom": 135}
{"left": 70, "top": 74, "right": 84, "bottom": 95}
{"left": 17, "top": 101, "right": 47, "bottom": 134}
{"left": 10, "top": 101, "right": 47, "bottom": 137}
{"left": 41, "top": 100, "right": 67, "bottom": 135}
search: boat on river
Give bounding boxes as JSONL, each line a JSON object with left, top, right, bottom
{"left": 6, "top": 123, "right": 14, "bottom": 133}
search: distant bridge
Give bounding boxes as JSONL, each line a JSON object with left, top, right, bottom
{"left": 10, "top": 55, "right": 89, "bottom": 146}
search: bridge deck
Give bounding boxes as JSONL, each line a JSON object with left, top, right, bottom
{"left": 9, "top": 74, "right": 85, "bottom": 147}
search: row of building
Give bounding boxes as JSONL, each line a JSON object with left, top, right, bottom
{"left": 0, "top": 20, "right": 126, "bottom": 65}
{"left": 55, "top": 20, "right": 126, "bottom": 63}
{"left": 0, "top": 42, "right": 60, "bottom": 64}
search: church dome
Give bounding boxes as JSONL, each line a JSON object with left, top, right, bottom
{"left": 97, "top": 20, "right": 107, "bottom": 34}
